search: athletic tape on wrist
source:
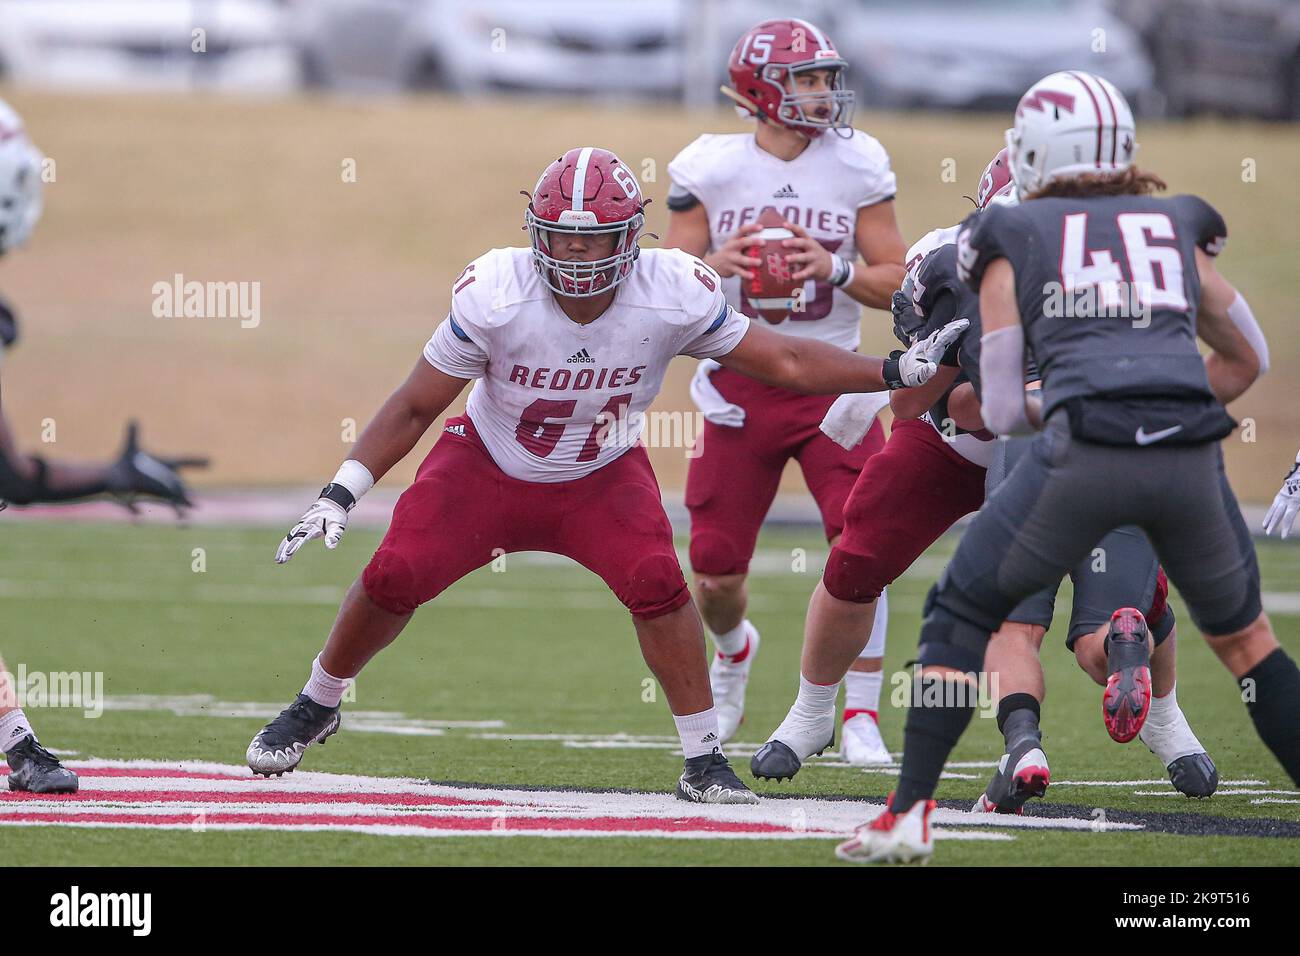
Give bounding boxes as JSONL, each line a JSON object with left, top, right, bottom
{"left": 332, "top": 459, "right": 375, "bottom": 501}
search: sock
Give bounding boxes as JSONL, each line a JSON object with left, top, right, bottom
{"left": 302, "top": 655, "right": 350, "bottom": 709}
{"left": 844, "top": 669, "right": 883, "bottom": 722}
{"left": 675, "top": 707, "right": 722, "bottom": 759}
{"left": 996, "top": 693, "right": 1042, "bottom": 752}
{"left": 1240, "top": 649, "right": 1300, "bottom": 786}
{"left": 1148, "top": 682, "right": 1178, "bottom": 722}
{"left": 794, "top": 673, "right": 840, "bottom": 720}
{"left": 711, "top": 620, "right": 748, "bottom": 659}
{"left": 891, "top": 674, "right": 975, "bottom": 813}
{"left": 0, "top": 709, "right": 34, "bottom": 754}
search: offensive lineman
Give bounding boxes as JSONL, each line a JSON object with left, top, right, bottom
{"left": 838, "top": 72, "right": 1299, "bottom": 864}
{"left": 664, "top": 18, "right": 905, "bottom": 759}
{"left": 247, "top": 147, "right": 963, "bottom": 803}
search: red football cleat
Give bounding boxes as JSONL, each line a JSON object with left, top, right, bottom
{"left": 1103, "top": 607, "right": 1153, "bottom": 743}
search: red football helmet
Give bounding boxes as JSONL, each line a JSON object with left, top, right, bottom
{"left": 725, "top": 18, "right": 854, "bottom": 137}
{"left": 976, "top": 148, "right": 1015, "bottom": 209}
{"left": 524, "top": 146, "right": 646, "bottom": 298}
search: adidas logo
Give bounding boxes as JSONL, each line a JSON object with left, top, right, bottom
{"left": 772, "top": 183, "right": 798, "bottom": 199}
{"left": 444, "top": 423, "right": 466, "bottom": 437}
{"left": 567, "top": 348, "right": 595, "bottom": 364}
{"left": 701, "top": 732, "right": 718, "bottom": 743}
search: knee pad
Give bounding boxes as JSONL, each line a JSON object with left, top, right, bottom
{"left": 624, "top": 552, "right": 689, "bottom": 620}
{"left": 823, "top": 545, "right": 889, "bottom": 604}
{"left": 361, "top": 548, "right": 421, "bottom": 616}
{"left": 688, "top": 529, "right": 747, "bottom": 577}
{"left": 916, "top": 583, "right": 992, "bottom": 674}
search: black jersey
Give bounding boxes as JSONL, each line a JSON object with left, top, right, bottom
{"left": 902, "top": 242, "right": 982, "bottom": 435}
{"left": 956, "top": 193, "right": 1228, "bottom": 424}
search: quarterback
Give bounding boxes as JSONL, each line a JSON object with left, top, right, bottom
{"left": 664, "top": 18, "right": 906, "bottom": 758}
{"left": 249, "top": 147, "right": 963, "bottom": 803}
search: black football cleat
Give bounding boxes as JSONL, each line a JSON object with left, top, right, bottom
{"left": 750, "top": 733, "right": 834, "bottom": 783}
{"left": 972, "top": 737, "right": 1050, "bottom": 814}
{"left": 1103, "top": 608, "right": 1153, "bottom": 743}
{"left": 676, "top": 752, "right": 759, "bottom": 804}
{"left": 1167, "top": 752, "right": 1219, "bottom": 799}
{"left": 247, "top": 693, "right": 340, "bottom": 777}
{"left": 5, "top": 736, "right": 79, "bottom": 794}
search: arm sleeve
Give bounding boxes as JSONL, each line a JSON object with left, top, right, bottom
{"left": 979, "top": 326, "right": 1034, "bottom": 436}
{"left": 423, "top": 310, "right": 487, "bottom": 379}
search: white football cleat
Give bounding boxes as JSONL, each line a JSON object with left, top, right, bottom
{"left": 709, "top": 622, "right": 759, "bottom": 743}
{"left": 836, "top": 797, "right": 936, "bottom": 864}
{"left": 842, "top": 713, "right": 892, "bottom": 765}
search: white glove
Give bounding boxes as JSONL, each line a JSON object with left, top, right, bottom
{"left": 1263, "top": 452, "right": 1300, "bottom": 539}
{"left": 276, "top": 497, "right": 349, "bottom": 564}
{"left": 689, "top": 359, "right": 745, "bottom": 428}
{"left": 821, "top": 392, "right": 891, "bottom": 450}
{"left": 894, "top": 318, "right": 969, "bottom": 388}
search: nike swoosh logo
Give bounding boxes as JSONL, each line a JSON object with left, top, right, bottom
{"left": 1135, "top": 425, "right": 1184, "bottom": 446}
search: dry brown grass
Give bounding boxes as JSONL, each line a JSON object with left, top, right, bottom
{"left": 0, "top": 91, "right": 1295, "bottom": 498}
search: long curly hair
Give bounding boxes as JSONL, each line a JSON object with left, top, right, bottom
{"left": 1026, "top": 166, "right": 1167, "bottom": 199}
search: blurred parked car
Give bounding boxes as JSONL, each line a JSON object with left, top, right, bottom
{"left": 290, "top": 0, "right": 832, "bottom": 99}
{"left": 833, "top": 0, "right": 1156, "bottom": 113}
{"left": 1111, "top": 0, "right": 1300, "bottom": 119}
{"left": 0, "top": 0, "right": 299, "bottom": 93}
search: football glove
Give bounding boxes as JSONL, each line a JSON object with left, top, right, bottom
{"left": 105, "top": 421, "right": 208, "bottom": 516}
{"left": 1263, "top": 452, "right": 1300, "bottom": 539}
{"left": 884, "top": 318, "right": 969, "bottom": 389}
{"left": 276, "top": 486, "right": 355, "bottom": 564}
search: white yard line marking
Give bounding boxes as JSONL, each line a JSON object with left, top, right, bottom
{"left": 1134, "top": 789, "right": 1299, "bottom": 797}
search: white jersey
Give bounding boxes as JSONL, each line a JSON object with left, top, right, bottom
{"left": 904, "top": 224, "right": 995, "bottom": 469}
{"left": 423, "top": 247, "right": 750, "bottom": 482}
{"left": 667, "top": 130, "right": 897, "bottom": 351}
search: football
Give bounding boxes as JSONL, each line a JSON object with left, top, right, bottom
{"left": 741, "top": 208, "right": 801, "bottom": 323}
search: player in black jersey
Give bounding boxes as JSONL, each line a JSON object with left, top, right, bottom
{"left": 890, "top": 154, "right": 1216, "bottom": 814}
{"left": 838, "top": 71, "right": 1298, "bottom": 864}
{"left": 0, "top": 96, "right": 205, "bottom": 793}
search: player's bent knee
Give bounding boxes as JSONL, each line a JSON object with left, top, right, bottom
{"left": 916, "top": 588, "right": 991, "bottom": 674}
{"left": 688, "top": 530, "right": 748, "bottom": 578}
{"left": 822, "top": 545, "right": 889, "bottom": 603}
{"left": 624, "top": 553, "right": 691, "bottom": 621}
{"left": 362, "top": 548, "right": 428, "bottom": 617}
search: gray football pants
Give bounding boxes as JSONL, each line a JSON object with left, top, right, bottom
{"left": 917, "top": 414, "right": 1262, "bottom": 673}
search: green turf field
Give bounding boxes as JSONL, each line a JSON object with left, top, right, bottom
{"left": 2, "top": 518, "right": 1298, "bottom": 866}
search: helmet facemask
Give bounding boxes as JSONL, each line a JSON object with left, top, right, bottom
{"left": 526, "top": 208, "right": 645, "bottom": 299}
{"left": 0, "top": 141, "right": 43, "bottom": 257}
{"left": 766, "top": 60, "right": 854, "bottom": 136}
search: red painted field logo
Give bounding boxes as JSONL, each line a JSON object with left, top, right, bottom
{"left": 0, "top": 759, "right": 865, "bottom": 840}
{"left": 2, "top": 759, "right": 1136, "bottom": 841}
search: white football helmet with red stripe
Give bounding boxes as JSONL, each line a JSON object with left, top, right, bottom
{"left": 1006, "top": 71, "right": 1136, "bottom": 200}
{"left": 0, "top": 97, "right": 44, "bottom": 256}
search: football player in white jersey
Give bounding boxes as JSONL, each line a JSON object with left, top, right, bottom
{"left": 663, "top": 18, "right": 906, "bottom": 759}
{"left": 250, "top": 147, "right": 964, "bottom": 803}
